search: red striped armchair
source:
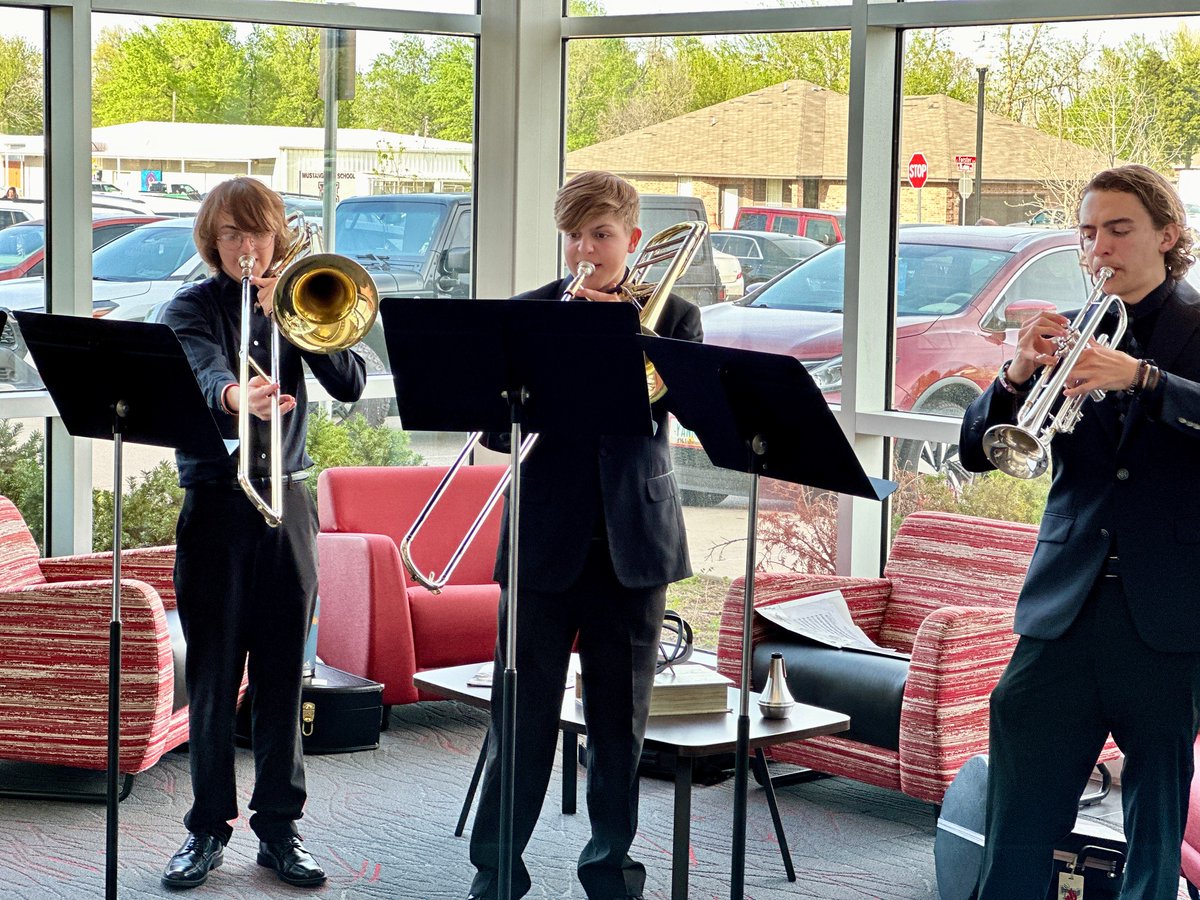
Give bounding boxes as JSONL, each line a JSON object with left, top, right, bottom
{"left": 0, "top": 496, "right": 188, "bottom": 779}
{"left": 716, "top": 509, "right": 1121, "bottom": 806}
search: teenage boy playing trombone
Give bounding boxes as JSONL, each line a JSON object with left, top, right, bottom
{"left": 960, "top": 164, "right": 1200, "bottom": 899}
{"left": 465, "top": 171, "right": 702, "bottom": 900}
{"left": 160, "top": 178, "right": 365, "bottom": 889}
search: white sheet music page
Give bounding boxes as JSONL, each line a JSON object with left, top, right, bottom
{"left": 755, "top": 589, "right": 911, "bottom": 659}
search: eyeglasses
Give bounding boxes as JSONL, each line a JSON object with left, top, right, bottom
{"left": 216, "top": 230, "right": 274, "bottom": 247}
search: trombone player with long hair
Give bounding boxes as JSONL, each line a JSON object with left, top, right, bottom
{"left": 160, "top": 178, "right": 365, "bottom": 890}
{"left": 960, "top": 165, "right": 1200, "bottom": 900}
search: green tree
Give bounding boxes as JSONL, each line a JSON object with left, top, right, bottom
{"left": 0, "top": 36, "right": 43, "bottom": 134}
{"left": 901, "top": 30, "right": 976, "bottom": 102}
{"left": 565, "top": 35, "right": 640, "bottom": 151}
{"left": 424, "top": 39, "right": 475, "bottom": 142}
{"left": 1060, "top": 46, "right": 1170, "bottom": 169}
{"left": 92, "top": 461, "right": 184, "bottom": 552}
{"left": 243, "top": 25, "right": 325, "bottom": 127}
{"left": 0, "top": 420, "right": 44, "bottom": 551}
{"left": 304, "top": 407, "right": 423, "bottom": 500}
{"left": 93, "top": 20, "right": 248, "bottom": 126}
{"left": 1135, "top": 30, "right": 1200, "bottom": 167}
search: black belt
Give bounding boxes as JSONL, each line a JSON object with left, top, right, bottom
{"left": 195, "top": 471, "right": 310, "bottom": 491}
{"left": 1101, "top": 556, "right": 1120, "bottom": 577}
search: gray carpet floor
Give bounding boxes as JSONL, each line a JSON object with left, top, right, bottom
{"left": 0, "top": 700, "right": 1143, "bottom": 900}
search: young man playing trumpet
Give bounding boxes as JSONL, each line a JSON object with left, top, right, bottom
{"left": 960, "top": 164, "right": 1200, "bottom": 899}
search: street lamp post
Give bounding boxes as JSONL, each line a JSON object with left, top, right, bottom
{"left": 975, "top": 66, "right": 987, "bottom": 223}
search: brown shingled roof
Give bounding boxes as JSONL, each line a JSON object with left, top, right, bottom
{"left": 566, "top": 79, "right": 1110, "bottom": 183}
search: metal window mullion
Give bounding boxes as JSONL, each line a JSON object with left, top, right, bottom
{"left": 474, "top": 0, "right": 560, "bottom": 301}
{"left": 44, "top": 0, "right": 93, "bottom": 555}
{"left": 836, "top": 0, "right": 899, "bottom": 578}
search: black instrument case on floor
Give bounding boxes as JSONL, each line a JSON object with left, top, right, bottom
{"left": 237, "top": 663, "right": 384, "bottom": 754}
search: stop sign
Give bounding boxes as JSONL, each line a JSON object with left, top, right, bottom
{"left": 908, "top": 153, "right": 929, "bottom": 189}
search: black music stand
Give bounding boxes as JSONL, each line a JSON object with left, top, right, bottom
{"left": 14, "top": 311, "right": 228, "bottom": 900}
{"left": 642, "top": 335, "right": 896, "bottom": 900}
{"left": 382, "top": 296, "right": 652, "bottom": 900}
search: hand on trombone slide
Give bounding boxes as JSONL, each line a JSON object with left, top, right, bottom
{"left": 226, "top": 374, "right": 296, "bottom": 421}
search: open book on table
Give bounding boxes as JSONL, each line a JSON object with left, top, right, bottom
{"left": 755, "top": 589, "right": 912, "bottom": 660}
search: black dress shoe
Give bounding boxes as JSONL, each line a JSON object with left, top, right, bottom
{"left": 257, "top": 837, "right": 327, "bottom": 886}
{"left": 161, "top": 832, "right": 224, "bottom": 889}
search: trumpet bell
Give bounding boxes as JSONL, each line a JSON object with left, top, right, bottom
{"left": 981, "top": 423, "right": 1050, "bottom": 480}
{"left": 275, "top": 252, "right": 380, "bottom": 354}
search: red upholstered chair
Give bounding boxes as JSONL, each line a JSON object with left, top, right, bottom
{"left": 716, "top": 509, "right": 1122, "bottom": 806}
{"left": 1182, "top": 736, "right": 1200, "bottom": 897}
{"left": 0, "top": 497, "right": 189, "bottom": 782}
{"left": 316, "top": 465, "right": 503, "bottom": 708}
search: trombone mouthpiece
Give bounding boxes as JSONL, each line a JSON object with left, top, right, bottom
{"left": 577, "top": 261, "right": 596, "bottom": 278}
{"left": 239, "top": 254, "right": 256, "bottom": 275}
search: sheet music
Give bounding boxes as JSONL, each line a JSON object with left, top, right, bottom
{"left": 756, "top": 589, "right": 911, "bottom": 659}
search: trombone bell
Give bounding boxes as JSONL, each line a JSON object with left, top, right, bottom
{"left": 274, "top": 252, "right": 379, "bottom": 354}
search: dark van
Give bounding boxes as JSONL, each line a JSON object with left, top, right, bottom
{"left": 635, "top": 194, "right": 723, "bottom": 307}
{"left": 733, "top": 206, "right": 846, "bottom": 245}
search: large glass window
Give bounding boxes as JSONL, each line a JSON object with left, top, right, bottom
{"left": 0, "top": 10, "right": 45, "bottom": 397}
{"left": 890, "top": 15, "right": 1200, "bottom": 528}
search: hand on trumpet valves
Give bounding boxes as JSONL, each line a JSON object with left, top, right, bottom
{"left": 1008, "top": 310, "right": 1071, "bottom": 383}
{"left": 227, "top": 375, "right": 296, "bottom": 421}
{"left": 1060, "top": 343, "right": 1140, "bottom": 398}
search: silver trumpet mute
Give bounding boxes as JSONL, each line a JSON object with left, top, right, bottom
{"left": 758, "top": 652, "right": 795, "bottom": 719}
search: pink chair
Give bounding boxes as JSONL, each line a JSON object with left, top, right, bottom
{"left": 0, "top": 497, "right": 189, "bottom": 786}
{"left": 716, "top": 509, "right": 1122, "bottom": 806}
{"left": 316, "top": 465, "right": 504, "bottom": 709}
{"left": 1182, "top": 736, "right": 1200, "bottom": 897}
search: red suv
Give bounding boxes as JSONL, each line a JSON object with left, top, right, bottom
{"left": 0, "top": 214, "right": 165, "bottom": 281}
{"left": 733, "top": 206, "right": 845, "bottom": 245}
{"left": 675, "top": 226, "right": 1090, "bottom": 503}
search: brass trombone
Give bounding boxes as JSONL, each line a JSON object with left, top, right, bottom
{"left": 398, "top": 222, "right": 707, "bottom": 592}
{"left": 238, "top": 215, "right": 379, "bottom": 525}
{"left": 982, "top": 266, "right": 1126, "bottom": 479}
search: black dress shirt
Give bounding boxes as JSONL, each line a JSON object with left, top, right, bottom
{"left": 163, "top": 270, "right": 366, "bottom": 487}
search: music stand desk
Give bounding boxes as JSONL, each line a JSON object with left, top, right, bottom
{"left": 415, "top": 662, "right": 848, "bottom": 900}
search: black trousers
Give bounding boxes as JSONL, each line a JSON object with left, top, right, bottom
{"left": 468, "top": 541, "right": 667, "bottom": 900}
{"left": 173, "top": 481, "right": 318, "bottom": 845}
{"left": 978, "top": 573, "right": 1200, "bottom": 900}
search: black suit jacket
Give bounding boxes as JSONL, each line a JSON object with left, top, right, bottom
{"left": 489, "top": 277, "right": 703, "bottom": 592}
{"left": 959, "top": 278, "right": 1200, "bottom": 652}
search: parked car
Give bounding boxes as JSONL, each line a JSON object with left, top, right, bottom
{"left": 1007, "top": 208, "right": 1069, "bottom": 228}
{"left": 333, "top": 192, "right": 726, "bottom": 307}
{"left": 713, "top": 248, "right": 743, "bottom": 300}
{"left": 88, "top": 184, "right": 155, "bottom": 215}
{"left": 634, "top": 195, "right": 723, "bottom": 307}
{"left": 279, "top": 192, "right": 326, "bottom": 226}
{"left": 136, "top": 194, "right": 202, "bottom": 217}
{"left": 143, "top": 181, "right": 203, "bottom": 201}
{"left": 732, "top": 206, "right": 846, "bottom": 245}
{"left": 710, "top": 230, "right": 824, "bottom": 288}
{"left": 0, "top": 217, "right": 390, "bottom": 422}
{"left": 673, "top": 226, "right": 1092, "bottom": 504}
{"left": 0, "top": 214, "right": 164, "bottom": 282}
{"left": 0, "top": 200, "right": 40, "bottom": 230}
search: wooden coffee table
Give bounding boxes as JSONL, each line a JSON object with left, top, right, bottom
{"left": 414, "top": 661, "right": 849, "bottom": 900}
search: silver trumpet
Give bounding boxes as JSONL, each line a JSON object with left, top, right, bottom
{"left": 982, "top": 266, "right": 1126, "bottom": 479}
